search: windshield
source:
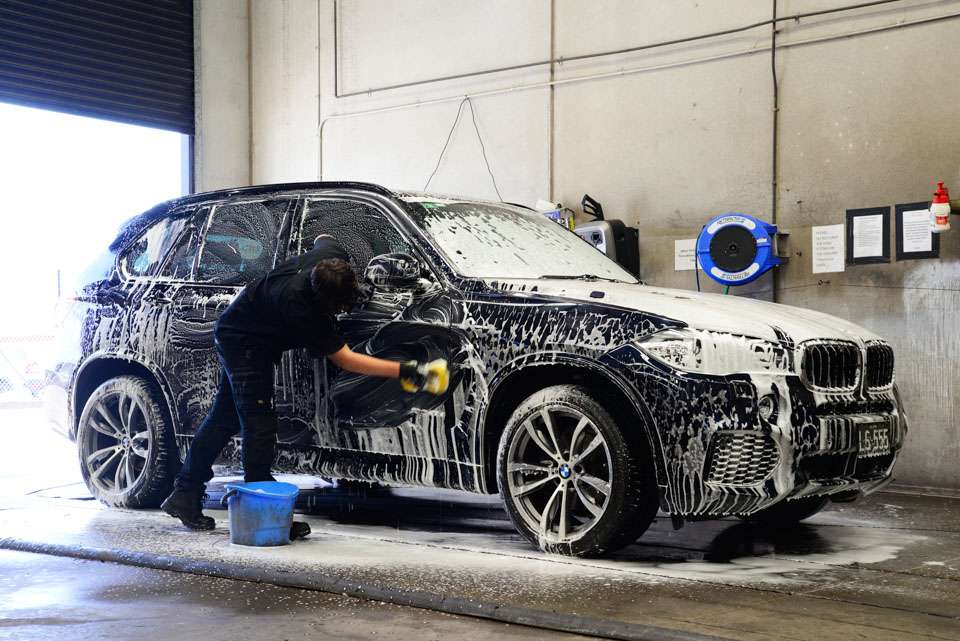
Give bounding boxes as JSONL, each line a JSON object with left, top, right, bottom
{"left": 404, "top": 199, "right": 639, "bottom": 283}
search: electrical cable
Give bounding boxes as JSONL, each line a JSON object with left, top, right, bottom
{"left": 467, "top": 98, "right": 504, "bottom": 201}
{"left": 335, "top": 0, "right": 906, "bottom": 98}
{"left": 694, "top": 224, "right": 706, "bottom": 291}
{"left": 423, "top": 98, "right": 469, "bottom": 192}
{"left": 423, "top": 97, "right": 504, "bottom": 201}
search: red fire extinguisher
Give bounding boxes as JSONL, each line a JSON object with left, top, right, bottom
{"left": 931, "top": 181, "right": 951, "bottom": 233}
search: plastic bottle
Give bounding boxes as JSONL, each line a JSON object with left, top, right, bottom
{"left": 931, "top": 181, "right": 951, "bottom": 233}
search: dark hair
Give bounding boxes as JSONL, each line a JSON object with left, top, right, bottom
{"left": 310, "top": 258, "right": 359, "bottom": 313}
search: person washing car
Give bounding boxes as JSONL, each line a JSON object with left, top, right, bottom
{"left": 161, "top": 236, "right": 447, "bottom": 535}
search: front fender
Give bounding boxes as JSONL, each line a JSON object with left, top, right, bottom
{"left": 481, "top": 350, "right": 669, "bottom": 500}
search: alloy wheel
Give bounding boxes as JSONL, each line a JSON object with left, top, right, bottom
{"left": 505, "top": 406, "right": 613, "bottom": 544}
{"left": 80, "top": 389, "right": 151, "bottom": 497}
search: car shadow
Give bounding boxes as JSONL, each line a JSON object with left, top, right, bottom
{"left": 622, "top": 520, "right": 833, "bottom": 563}
{"left": 203, "top": 482, "right": 837, "bottom": 563}
{"left": 206, "top": 482, "right": 515, "bottom": 535}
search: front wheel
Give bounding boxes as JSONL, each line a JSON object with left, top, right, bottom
{"left": 496, "top": 385, "right": 658, "bottom": 557}
{"left": 77, "top": 375, "right": 176, "bottom": 508}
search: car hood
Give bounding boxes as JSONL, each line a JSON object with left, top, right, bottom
{"left": 487, "top": 279, "right": 881, "bottom": 344}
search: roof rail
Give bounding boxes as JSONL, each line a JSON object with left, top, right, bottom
{"left": 179, "top": 180, "right": 395, "bottom": 205}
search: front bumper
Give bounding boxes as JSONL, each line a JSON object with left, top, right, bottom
{"left": 788, "top": 411, "right": 903, "bottom": 499}
{"left": 605, "top": 346, "right": 906, "bottom": 517}
{"left": 698, "top": 375, "right": 906, "bottom": 515}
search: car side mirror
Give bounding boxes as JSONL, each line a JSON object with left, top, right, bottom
{"left": 364, "top": 253, "right": 423, "bottom": 290}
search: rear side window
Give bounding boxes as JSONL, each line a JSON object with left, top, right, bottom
{"left": 196, "top": 199, "right": 292, "bottom": 285}
{"left": 163, "top": 234, "right": 198, "bottom": 280}
{"left": 158, "top": 207, "right": 208, "bottom": 280}
{"left": 121, "top": 217, "right": 189, "bottom": 278}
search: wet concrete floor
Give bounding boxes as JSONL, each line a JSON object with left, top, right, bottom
{"left": 1, "top": 408, "right": 959, "bottom": 640}
{"left": 0, "top": 549, "right": 598, "bottom": 640}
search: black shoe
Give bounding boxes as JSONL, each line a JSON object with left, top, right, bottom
{"left": 290, "top": 521, "right": 311, "bottom": 540}
{"left": 161, "top": 489, "right": 216, "bottom": 531}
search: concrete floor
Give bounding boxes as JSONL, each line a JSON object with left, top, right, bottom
{"left": 0, "top": 550, "right": 594, "bottom": 641}
{"left": 2, "top": 407, "right": 959, "bottom": 640}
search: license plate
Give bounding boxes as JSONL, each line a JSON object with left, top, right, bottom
{"left": 858, "top": 423, "right": 891, "bottom": 458}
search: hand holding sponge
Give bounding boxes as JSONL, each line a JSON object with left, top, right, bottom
{"left": 399, "top": 359, "right": 449, "bottom": 395}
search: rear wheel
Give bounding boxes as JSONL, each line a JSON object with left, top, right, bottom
{"left": 77, "top": 375, "right": 176, "bottom": 508}
{"left": 496, "top": 385, "right": 657, "bottom": 557}
{"left": 742, "top": 496, "right": 829, "bottom": 526}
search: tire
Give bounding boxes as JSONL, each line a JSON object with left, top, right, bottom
{"left": 741, "top": 495, "right": 828, "bottom": 526}
{"left": 76, "top": 375, "right": 176, "bottom": 508}
{"left": 496, "top": 384, "right": 658, "bottom": 557}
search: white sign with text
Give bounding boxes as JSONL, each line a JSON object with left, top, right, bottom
{"left": 812, "top": 224, "right": 845, "bottom": 274}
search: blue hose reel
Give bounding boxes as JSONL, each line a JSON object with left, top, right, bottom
{"left": 696, "top": 213, "right": 781, "bottom": 286}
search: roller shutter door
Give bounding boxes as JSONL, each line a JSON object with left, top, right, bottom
{"left": 0, "top": 0, "right": 194, "bottom": 134}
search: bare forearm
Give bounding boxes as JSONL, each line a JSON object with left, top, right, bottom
{"left": 345, "top": 352, "right": 401, "bottom": 378}
{"left": 328, "top": 346, "right": 401, "bottom": 378}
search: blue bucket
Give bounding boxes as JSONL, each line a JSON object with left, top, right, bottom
{"left": 223, "top": 481, "right": 299, "bottom": 547}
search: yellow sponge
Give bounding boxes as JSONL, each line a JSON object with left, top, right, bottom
{"left": 422, "top": 359, "right": 449, "bottom": 395}
{"left": 400, "top": 359, "right": 449, "bottom": 395}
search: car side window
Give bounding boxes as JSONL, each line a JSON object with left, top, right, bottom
{"left": 158, "top": 207, "right": 209, "bottom": 280}
{"left": 196, "top": 199, "right": 292, "bottom": 285}
{"left": 162, "top": 231, "right": 199, "bottom": 280}
{"left": 299, "top": 199, "right": 414, "bottom": 273}
{"left": 121, "top": 216, "right": 190, "bottom": 278}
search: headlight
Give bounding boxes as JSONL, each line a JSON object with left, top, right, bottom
{"left": 636, "top": 328, "right": 793, "bottom": 376}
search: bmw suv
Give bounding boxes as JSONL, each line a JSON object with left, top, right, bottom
{"left": 46, "top": 182, "right": 906, "bottom": 556}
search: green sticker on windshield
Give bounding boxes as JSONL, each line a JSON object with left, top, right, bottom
{"left": 420, "top": 202, "right": 444, "bottom": 209}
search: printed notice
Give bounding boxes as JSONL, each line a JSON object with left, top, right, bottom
{"left": 852, "top": 214, "right": 884, "bottom": 258}
{"left": 812, "top": 224, "right": 844, "bottom": 274}
{"left": 901, "top": 208, "right": 932, "bottom": 254}
{"left": 674, "top": 238, "right": 699, "bottom": 271}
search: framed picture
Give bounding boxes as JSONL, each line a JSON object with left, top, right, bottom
{"left": 846, "top": 206, "right": 890, "bottom": 265}
{"left": 895, "top": 202, "right": 939, "bottom": 260}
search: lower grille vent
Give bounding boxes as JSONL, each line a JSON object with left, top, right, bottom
{"left": 706, "top": 433, "right": 779, "bottom": 486}
{"left": 799, "top": 453, "right": 853, "bottom": 481}
{"left": 854, "top": 454, "right": 894, "bottom": 480}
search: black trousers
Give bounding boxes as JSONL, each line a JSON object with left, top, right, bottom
{"left": 174, "top": 337, "right": 278, "bottom": 492}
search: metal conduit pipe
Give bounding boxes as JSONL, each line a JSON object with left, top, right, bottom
{"left": 771, "top": 0, "right": 780, "bottom": 301}
{"left": 317, "top": 9, "right": 960, "bottom": 180}
{"left": 331, "top": 0, "right": 908, "bottom": 99}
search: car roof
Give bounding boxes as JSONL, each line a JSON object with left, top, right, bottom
{"left": 109, "top": 181, "right": 520, "bottom": 253}
{"left": 110, "top": 181, "right": 398, "bottom": 251}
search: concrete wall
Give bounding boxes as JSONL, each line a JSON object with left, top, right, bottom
{"left": 193, "top": 0, "right": 250, "bottom": 191}
{"left": 195, "top": 0, "right": 960, "bottom": 489}
{"left": 774, "top": 2, "right": 960, "bottom": 489}
{"left": 250, "top": 0, "right": 320, "bottom": 184}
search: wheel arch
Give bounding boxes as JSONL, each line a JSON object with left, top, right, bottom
{"left": 478, "top": 355, "right": 667, "bottom": 500}
{"left": 71, "top": 353, "right": 179, "bottom": 440}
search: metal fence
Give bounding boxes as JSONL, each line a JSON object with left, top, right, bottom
{"left": 0, "top": 334, "right": 54, "bottom": 408}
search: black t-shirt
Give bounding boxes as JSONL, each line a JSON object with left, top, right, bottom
{"left": 215, "top": 240, "right": 348, "bottom": 359}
